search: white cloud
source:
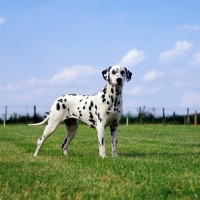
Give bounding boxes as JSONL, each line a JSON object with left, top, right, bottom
{"left": 126, "top": 85, "right": 145, "bottom": 95}
{"left": 12, "top": 94, "right": 33, "bottom": 102}
{"left": 146, "top": 86, "right": 163, "bottom": 94}
{"left": 2, "top": 78, "right": 42, "bottom": 91}
{"left": 179, "top": 24, "right": 200, "bottom": 31}
{"left": 189, "top": 50, "right": 200, "bottom": 68}
{"left": 118, "top": 49, "right": 148, "bottom": 67}
{"left": 159, "top": 41, "right": 193, "bottom": 62}
{"left": 180, "top": 92, "right": 200, "bottom": 107}
{"left": 126, "top": 85, "right": 163, "bottom": 95}
{"left": 50, "top": 65, "right": 96, "bottom": 84}
{"left": 171, "top": 68, "right": 186, "bottom": 75}
{"left": 3, "top": 84, "right": 20, "bottom": 91}
{"left": 142, "top": 70, "right": 165, "bottom": 82}
{"left": 0, "top": 17, "right": 6, "bottom": 25}
{"left": 174, "top": 81, "right": 189, "bottom": 88}
{"left": 1, "top": 65, "right": 96, "bottom": 91}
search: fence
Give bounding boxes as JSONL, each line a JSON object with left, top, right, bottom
{"left": 0, "top": 105, "right": 199, "bottom": 125}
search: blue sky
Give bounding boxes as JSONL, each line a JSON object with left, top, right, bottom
{"left": 0, "top": 0, "right": 200, "bottom": 116}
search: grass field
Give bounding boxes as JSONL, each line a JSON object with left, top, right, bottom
{"left": 0, "top": 124, "right": 200, "bottom": 199}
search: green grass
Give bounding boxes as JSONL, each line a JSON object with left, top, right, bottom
{"left": 0, "top": 124, "right": 200, "bottom": 199}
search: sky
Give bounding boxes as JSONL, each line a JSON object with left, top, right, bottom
{"left": 0, "top": 0, "right": 200, "bottom": 117}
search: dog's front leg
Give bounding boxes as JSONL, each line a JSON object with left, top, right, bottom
{"left": 110, "top": 125, "right": 118, "bottom": 157}
{"left": 96, "top": 124, "right": 106, "bottom": 158}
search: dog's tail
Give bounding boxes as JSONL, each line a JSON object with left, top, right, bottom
{"left": 28, "top": 115, "right": 50, "bottom": 126}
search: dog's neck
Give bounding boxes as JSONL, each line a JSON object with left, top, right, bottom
{"left": 102, "top": 83, "right": 123, "bottom": 113}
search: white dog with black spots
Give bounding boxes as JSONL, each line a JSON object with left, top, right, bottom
{"left": 29, "top": 65, "right": 132, "bottom": 158}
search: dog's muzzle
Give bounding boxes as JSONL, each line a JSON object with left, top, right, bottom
{"left": 116, "top": 78, "right": 122, "bottom": 85}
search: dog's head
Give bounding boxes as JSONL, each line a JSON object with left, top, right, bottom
{"left": 102, "top": 65, "right": 132, "bottom": 86}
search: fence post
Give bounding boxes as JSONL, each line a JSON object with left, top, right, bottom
{"left": 187, "top": 108, "right": 190, "bottom": 126}
{"left": 4, "top": 106, "right": 7, "bottom": 126}
{"left": 162, "top": 108, "right": 166, "bottom": 125}
{"left": 139, "top": 107, "right": 142, "bottom": 125}
{"left": 33, "top": 105, "right": 37, "bottom": 123}
{"left": 173, "top": 111, "right": 176, "bottom": 125}
{"left": 152, "top": 107, "right": 155, "bottom": 125}
{"left": 25, "top": 106, "right": 28, "bottom": 125}
{"left": 194, "top": 110, "right": 197, "bottom": 126}
{"left": 126, "top": 118, "right": 129, "bottom": 126}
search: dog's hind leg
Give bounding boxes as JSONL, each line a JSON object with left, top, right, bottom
{"left": 61, "top": 118, "right": 78, "bottom": 155}
{"left": 34, "top": 122, "right": 59, "bottom": 157}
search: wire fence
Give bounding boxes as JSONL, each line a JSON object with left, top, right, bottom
{"left": 0, "top": 105, "right": 199, "bottom": 125}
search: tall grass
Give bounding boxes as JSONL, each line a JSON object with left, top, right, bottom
{"left": 0, "top": 124, "right": 200, "bottom": 199}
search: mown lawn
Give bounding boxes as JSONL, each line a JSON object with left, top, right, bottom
{"left": 0, "top": 124, "right": 200, "bottom": 199}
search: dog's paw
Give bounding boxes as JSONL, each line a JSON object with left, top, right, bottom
{"left": 112, "top": 153, "right": 118, "bottom": 158}
{"left": 100, "top": 153, "right": 106, "bottom": 158}
{"left": 63, "top": 150, "right": 68, "bottom": 155}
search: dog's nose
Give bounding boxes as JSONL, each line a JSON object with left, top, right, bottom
{"left": 116, "top": 78, "right": 122, "bottom": 85}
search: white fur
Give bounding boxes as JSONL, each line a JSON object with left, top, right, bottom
{"left": 29, "top": 65, "right": 132, "bottom": 158}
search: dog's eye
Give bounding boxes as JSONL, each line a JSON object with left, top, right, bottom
{"left": 121, "top": 70, "right": 125, "bottom": 76}
{"left": 112, "top": 70, "right": 116, "bottom": 75}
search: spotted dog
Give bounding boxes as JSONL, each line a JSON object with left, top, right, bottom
{"left": 29, "top": 65, "right": 132, "bottom": 158}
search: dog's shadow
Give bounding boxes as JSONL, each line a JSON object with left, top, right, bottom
{"left": 119, "top": 151, "right": 200, "bottom": 157}
{"left": 120, "top": 151, "right": 146, "bottom": 157}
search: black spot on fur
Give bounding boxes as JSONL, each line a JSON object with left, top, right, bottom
{"left": 79, "top": 111, "right": 82, "bottom": 117}
{"left": 58, "top": 99, "right": 63, "bottom": 103}
{"left": 83, "top": 106, "right": 85, "bottom": 110}
{"left": 79, "top": 99, "right": 83, "bottom": 102}
{"left": 107, "top": 101, "right": 109, "bottom": 105}
{"left": 103, "top": 87, "right": 107, "bottom": 94}
{"left": 98, "top": 113, "right": 102, "bottom": 122}
{"left": 61, "top": 138, "right": 68, "bottom": 148}
{"left": 111, "top": 88, "right": 114, "bottom": 94}
{"left": 56, "top": 103, "right": 60, "bottom": 110}
{"left": 111, "top": 95, "right": 114, "bottom": 103}
{"left": 111, "top": 128, "right": 115, "bottom": 133}
{"left": 89, "top": 119, "right": 95, "bottom": 125}
{"left": 90, "top": 101, "right": 94, "bottom": 107}
{"left": 89, "top": 101, "right": 94, "bottom": 111}
{"left": 62, "top": 104, "right": 66, "bottom": 109}
{"left": 89, "top": 112, "right": 93, "bottom": 119}
{"left": 102, "top": 138, "right": 104, "bottom": 145}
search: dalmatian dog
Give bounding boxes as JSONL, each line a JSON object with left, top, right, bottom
{"left": 29, "top": 65, "right": 132, "bottom": 158}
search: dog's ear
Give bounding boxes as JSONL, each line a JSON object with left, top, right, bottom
{"left": 125, "top": 67, "right": 132, "bottom": 82}
{"left": 102, "top": 66, "right": 111, "bottom": 81}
